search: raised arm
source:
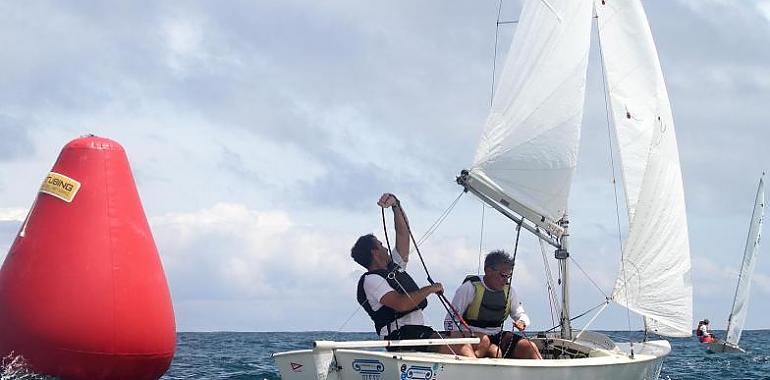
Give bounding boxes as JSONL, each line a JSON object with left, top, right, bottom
{"left": 377, "top": 193, "right": 410, "bottom": 263}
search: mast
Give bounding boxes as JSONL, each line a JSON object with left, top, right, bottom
{"left": 725, "top": 173, "right": 765, "bottom": 345}
{"left": 556, "top": 217, "right": 572, "bottom": 339}
{"left": 458, "top": 171, "right": 573, "bottom": 340}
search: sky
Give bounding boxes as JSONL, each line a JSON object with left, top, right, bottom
{"left": 0, "top": 0, "right": 769, "bottom": 334}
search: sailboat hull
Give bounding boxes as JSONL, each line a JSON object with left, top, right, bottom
{"left": 704, "top": 340, "right": 746, "bottom": 354}
{"left": 273, "top": 339, "right": 670, "bottom": 380}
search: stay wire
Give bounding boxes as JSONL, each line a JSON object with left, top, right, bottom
{"left": 490, "top": 0, "right": 504, "bottom": 107}
{"left": 415, "top": 191, "right": 464, "bottom": 247}
{"left": 595, "top": 12, "right": 634, "bottom": 349}
{"left": 537, "top": 230, "right": 559, "bottom": 329}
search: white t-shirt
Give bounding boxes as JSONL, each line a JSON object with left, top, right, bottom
{"left": 361, "top": 250, "right": 425, "bottom": 337}
{"left": 698, "top": 324, "right": 710, "bottom": 336}
{"left": 443, "top": 275, "right": 530, "bottom": 336}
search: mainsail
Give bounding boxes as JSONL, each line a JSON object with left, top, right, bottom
{"left": 471, "top": 0, "right": 593, "bottom": 225}
{"left": 595, "top": 0, "right": 693, "bottom": 337}
{"left": 725, "top": 174, "right": 765, "bottom": 345}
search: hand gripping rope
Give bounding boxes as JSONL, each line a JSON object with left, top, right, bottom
{"left": 380, "top": 198, "right": 473, "bottom": 337}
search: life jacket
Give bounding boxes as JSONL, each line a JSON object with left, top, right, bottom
{"left": 461, "top": 275, "right": 511, "bottom": 329}
{"left": 357, "top": 262, "right": 427, "bottom": 335}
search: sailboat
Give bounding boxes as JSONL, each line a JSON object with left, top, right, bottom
{"left": 704, "top": 174, "right": 765, "bottom": 354}
{"left": 273, "top": 0, "right": 692, "bottom": 378}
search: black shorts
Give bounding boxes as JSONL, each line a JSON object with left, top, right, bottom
{"left": 489, "top": 331, "right": 524, "bottom": 356}
{"left": 384, "top": 325, "right": 442, "bottom": 352}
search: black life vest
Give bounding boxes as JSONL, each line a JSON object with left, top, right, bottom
{"left": 357, "top": 262, "right": 427, "bottom": 335}
{"left": 461, "top": 275, "right": 511, "bottom": 329}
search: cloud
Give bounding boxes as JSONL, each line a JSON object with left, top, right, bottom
{"left": 0, "top": 208, "right": 27, "bottom": 222}
{"left": 150, "top": 203, "right": 360, "bottom": 330}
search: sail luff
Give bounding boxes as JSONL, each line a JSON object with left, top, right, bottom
{"left": 597, "top": 0, "right": 693, "bottom": 337}
{"left": 725, "top": 175, "right": 765, "bottom": 345}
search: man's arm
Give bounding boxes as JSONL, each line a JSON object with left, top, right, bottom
{"left": 377, "top": 193, "right": 409, "bottom": 263}
{"left": 509, "top": 288, "right": 531, "bottom": 330}
{"left": 380, "top": 282, "right": 443, "bottom": 313}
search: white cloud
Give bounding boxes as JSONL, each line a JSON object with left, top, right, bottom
{"left": 0, "top": 208, "right": 27, "bottom": 221}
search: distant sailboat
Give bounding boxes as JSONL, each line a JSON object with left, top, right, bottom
{"left": 705, "top": 173, "right": 765, "bottom": 354}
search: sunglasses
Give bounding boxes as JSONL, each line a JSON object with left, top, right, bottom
{"left": 496, "top": 268, "right": 513, "bottom": 279}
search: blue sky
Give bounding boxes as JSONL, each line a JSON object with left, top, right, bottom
{"left": 1, "top": 0, "right": 769, "bottom": 333}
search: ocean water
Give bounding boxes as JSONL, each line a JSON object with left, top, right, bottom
{"left": 166, "top": 330, "right": 770, "bottom": 380}
{"left": 3, "top": 330, "right": 769, "bottom": 379}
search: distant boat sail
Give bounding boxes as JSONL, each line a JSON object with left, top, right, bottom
{"left": 706, "top": 173, "right": 765, "bottom": 354}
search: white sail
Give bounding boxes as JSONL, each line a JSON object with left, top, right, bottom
{"left": 596, "top": 0, "right": 693, "bottom": 337}
{"left": 471, "top": 0, "right": 594, "bottom": 222}
{"left": 725, "top": 174, "right": 765, "bottom": 345}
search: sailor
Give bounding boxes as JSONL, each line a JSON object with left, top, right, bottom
{"left": 698, "top": 319, "right": 715, "bottom": 343}
{"left": 351, "top": 193, "right": 476, "bottom": 357}
{"left": 444, "top": 250, "right": 542, "bottom": 359}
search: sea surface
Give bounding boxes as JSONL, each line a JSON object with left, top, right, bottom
{"left": 3, "top": 330, "right": 769, "bottom": 379}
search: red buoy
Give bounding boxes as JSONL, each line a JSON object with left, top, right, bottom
{"left": 0, "top": 136, "right": 176, "bottom": 379}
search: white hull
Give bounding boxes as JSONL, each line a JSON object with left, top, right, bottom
{"left": 273, "top": 335, "right": 670, "bottom": 380}
{"left": 704, "top": 340, "right": 746, "bottom": 354}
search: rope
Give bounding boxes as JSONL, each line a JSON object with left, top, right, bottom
{"left": 500, "top": 222, "right": 523, "bottom": 358}
{"left": 382, "top": 197, "right": 472, "bottom": 336}
{"left": 477, "top": 203, "right": 486, "bottom": 274}
{"left": 595, "top": 11, "right": 634, "bottom": 355}
{"left": 415, "top": 191, "right": 464, "bottom": 247}
{"left": 537, "top": 230, "right": 559, "bottom": 329}
{"left": 387, "top": 272, "right": 460, "bottom": 356}
{"left": 490, "top": 0, "right": 504, "bottom": 107}
{"left": 381, "top": 208, "right": 393, "bottom": 259}
{"left": 568, "top": 257, "right": 610, "bottom": 299}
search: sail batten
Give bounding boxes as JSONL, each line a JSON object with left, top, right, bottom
{"left": 725, "top": 175, "right": 765, "bottom": 346}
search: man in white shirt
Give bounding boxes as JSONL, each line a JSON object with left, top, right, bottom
{"left": 444, "top": 250, "right": 542, "bottom": 359}
{"left": 351, "top": 193, "right": 475, "bottom": 357}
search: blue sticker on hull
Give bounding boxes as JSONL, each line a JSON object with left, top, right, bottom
{"left": 403, "top": 365, "right": 433, "bottom": 379}
{"left": 352, "top": 358, "right": 385, "bottom": 377}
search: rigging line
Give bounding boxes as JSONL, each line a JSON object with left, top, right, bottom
{"left": 568, "top": 257, "right": 609, "bottom": 299}
{"left": 573, "top": 300, "right": 611, "bottom": 342}
{"left": 388, "top": 273, "right": 461, "bottom": 355}
{"left": 500, "top": 223, "right": 523, "bottom": 358}
{"left": 334, "top": 268, "right": 414, "bottom": 334}
{"left": 490, "top": 0, "right": 504, "bottom": 107}
{"left": 394, "top": 199, "right": 472, "bottom": 335}
{"left": 595, "top": 10, "right": 634, "bottom": 337}
{"left": 381, "top": 208, "right": 394, "bottom": 259}
{"left": 537, "top": 231, "right": 558, "bottom": 328}
{"left": 540, "top": 300, "right": 609, "bottom": 333}
{"left": 415, "top": 191, "right": 464, "bottom": 247}
{"left": 478, "top": 203, "right": 486, "bottom": 274}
